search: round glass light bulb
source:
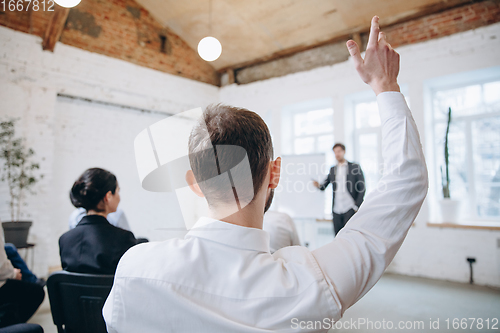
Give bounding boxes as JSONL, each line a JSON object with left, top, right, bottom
{"left": 54, "top": 0, "right": 81, "bottom": 8}
{"left": 197, "top": 36, "right": 222, "bottom": 62}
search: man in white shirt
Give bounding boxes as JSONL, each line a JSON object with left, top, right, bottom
{"left": 313, "top": 143, "right": 365, "bottom": 235}
{"left": 263, "top": 210, "right": 301, "bottom": 253}
{"left": 103, "top": 16, "right": 428, "bottom": 332}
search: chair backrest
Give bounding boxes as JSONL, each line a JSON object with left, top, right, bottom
{"left": 47, "top": 271, "right": 114, "bottom": 333}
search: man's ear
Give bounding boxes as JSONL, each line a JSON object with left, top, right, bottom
{"left": 185, "top": 170, "right": 205, "bottom": 198}
{"left": 269, "top": 157, "right": 281, "bottom": 189}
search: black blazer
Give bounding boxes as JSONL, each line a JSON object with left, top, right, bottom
{"left": 319, "top": 161, "right": 366, "bottom": 211}
{"left": 59, "top": 215, "right": 138, "bottom": 275}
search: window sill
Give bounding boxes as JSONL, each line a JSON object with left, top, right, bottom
{"left": 426, "top": 222, "right": 500, "bottom": 231}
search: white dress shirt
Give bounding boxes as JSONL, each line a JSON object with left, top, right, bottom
{"left": 0, "top": 225, "right": 16, "bottom": 288}
{"left": 332, "top": 161, "right": 357, "bottom": 214}
{"left": 263, "top": 210, "right": 301, "bottom": 253}
{"left": 68, "top": 207, "right": 131, "bottom": 231}
{"left": 103, "top": 92, "right": 428, "bottom": 333}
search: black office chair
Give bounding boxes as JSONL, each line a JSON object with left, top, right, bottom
{"left": 46, "top": 271, "right": 114, "bottom": 333}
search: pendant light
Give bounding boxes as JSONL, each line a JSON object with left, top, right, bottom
{"left": 54, "top": 0, "right": 81, "bottom": 8}
{"left": 197, "top": 0, "right": 222, "bottom": 62}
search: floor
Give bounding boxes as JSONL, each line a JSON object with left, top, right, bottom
{"left": 333, "top": 274, "right": 500, "bottom": 333}
{"left": 28, "top": 273, "right": 500, "bottom": 333}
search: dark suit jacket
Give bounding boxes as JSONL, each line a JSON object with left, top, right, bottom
{"left": 319, "top": 161, "right": 366, "bottom": 212}
{"left": 59, "top": 215, "right": 138, "bottom": 275}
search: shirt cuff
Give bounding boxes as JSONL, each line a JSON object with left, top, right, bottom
{"left": 377, "top": 91, "right": 410, "bottom": 124}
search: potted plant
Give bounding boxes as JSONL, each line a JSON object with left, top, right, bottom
{"left": 0, "top": 119, "right": 43, "bottom": 247}
{"left": 438, "top": 107, "right": 460, "bottom": 223}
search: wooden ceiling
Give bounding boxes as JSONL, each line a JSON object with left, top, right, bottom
{"left": 134, "top": 0, "right": 469, "bottom": 71}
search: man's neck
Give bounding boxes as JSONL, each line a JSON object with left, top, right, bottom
{"left": 208, "top": 202, "right": 265, "bottom": 229}
{"left": 337, "top": 159, "right": 347, "bottom": 165}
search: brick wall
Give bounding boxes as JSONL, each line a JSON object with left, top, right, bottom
{"left": 0, "top": 0, "right": 219, "bottom": 85}
{"left": 384, "top": 0, "right": 500, "bottom": 47}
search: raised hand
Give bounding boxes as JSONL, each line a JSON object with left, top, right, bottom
{"left": 346, "top": 16, "right": 400, "bottom": 95}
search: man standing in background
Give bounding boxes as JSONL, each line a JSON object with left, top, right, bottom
{"left": 314, "top": 143, "right": 365, "bottom": 235}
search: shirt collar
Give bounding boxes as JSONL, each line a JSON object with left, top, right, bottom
{"left": 77, "top": 214, "right": 110, "bottom": 226}
{"left": 185, "top": 217, "right": 270, "bottom": 253}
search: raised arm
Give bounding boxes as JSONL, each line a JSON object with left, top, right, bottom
{"left": 317, "top": 172, "right": 331, "bottom": 191}
{"left": 311, "top": 16, "right": 428, "bottom": 314}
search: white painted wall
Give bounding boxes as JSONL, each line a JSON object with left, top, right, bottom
{"left": 0, "top": 26, "right": 218, "bottom": 277}
{"left": 1, "top": 22, "right": 499, "bottom": 287}
{"left": 219, "top": 23, "right": 500, "bottom": 287}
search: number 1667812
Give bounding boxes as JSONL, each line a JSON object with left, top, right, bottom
{"left": 2, "top": 0, "right": 55, "bottom": 11}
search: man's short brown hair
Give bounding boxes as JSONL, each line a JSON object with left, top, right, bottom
{"left": 333, "top": 143, "right": 346, "bottom": 151}
{"left": 188, "top": 104, "right": 273, "bottom": 207}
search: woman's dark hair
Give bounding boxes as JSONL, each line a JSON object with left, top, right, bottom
{"left": 70, "top": 168, "right": 118, "bottom": 212}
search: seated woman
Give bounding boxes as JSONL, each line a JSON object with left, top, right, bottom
{"left": 59, "top": 168, "right": 139, "bottom": 275}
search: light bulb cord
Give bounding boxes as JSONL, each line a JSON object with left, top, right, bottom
{"left": 209, "top": 0, "right": 212, "bottom": 36}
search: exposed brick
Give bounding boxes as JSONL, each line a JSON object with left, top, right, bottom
{"left": 384, "top": 1, "right": 500, "bottom": 48}
{"left": 0, "top": 0, "right": 219, "bottom": 86}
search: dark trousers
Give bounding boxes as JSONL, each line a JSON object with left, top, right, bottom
{"left": 0, "top": 280, "right": 45, "bottom": 328}
{"left": 333, "top": 209, "right": 356, "bottom": 236}
{"left": 4, "top": 244, "right": 37, "bottom": 284}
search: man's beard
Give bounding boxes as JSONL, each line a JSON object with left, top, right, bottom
{"left": 264, "top": 189, "right": 274, "bottom": 213}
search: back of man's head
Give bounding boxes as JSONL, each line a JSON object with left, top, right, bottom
{"left": 188, "top": 104, "right": 273, "bottom": 208}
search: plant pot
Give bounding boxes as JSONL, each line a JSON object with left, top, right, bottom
{"left": 2, "top": 221, "right": 32, "bottom": 248}
{"left": 438, "top": 199, "right": 460, "bottom": 223}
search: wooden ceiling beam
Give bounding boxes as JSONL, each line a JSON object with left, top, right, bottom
{"left": 42, "top": 5, "right": 70, "bottom": 52}
{"left": 226, "top": 69, "right": 236, "bottom": 85}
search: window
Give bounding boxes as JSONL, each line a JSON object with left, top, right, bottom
{"left": 281, "top": 99, "right": 334, "bottom": 216}
{"left": 348, "top": 89, "right": 410, "bottom": 196}
{"left": 431, "top": 79, "right": 500, "bottom": 219}
{"left": 292, "top": 108, "right": 334, "bottom": 155}
{"left": 353, "top": 99, "right": 381, "bottom": 195}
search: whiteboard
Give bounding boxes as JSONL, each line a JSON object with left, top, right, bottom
{"left": 274, "top": 154, "right": 326, "bottom": 219}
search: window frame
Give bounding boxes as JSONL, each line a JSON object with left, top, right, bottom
{"left": 425, "top": 66, "right": 500, "bottom": 222}
{"left": 345, "top": 87, "right": 409, "bottom": 195}
{"left": 281, "top": 98, "right": 335, "bottom": 156}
